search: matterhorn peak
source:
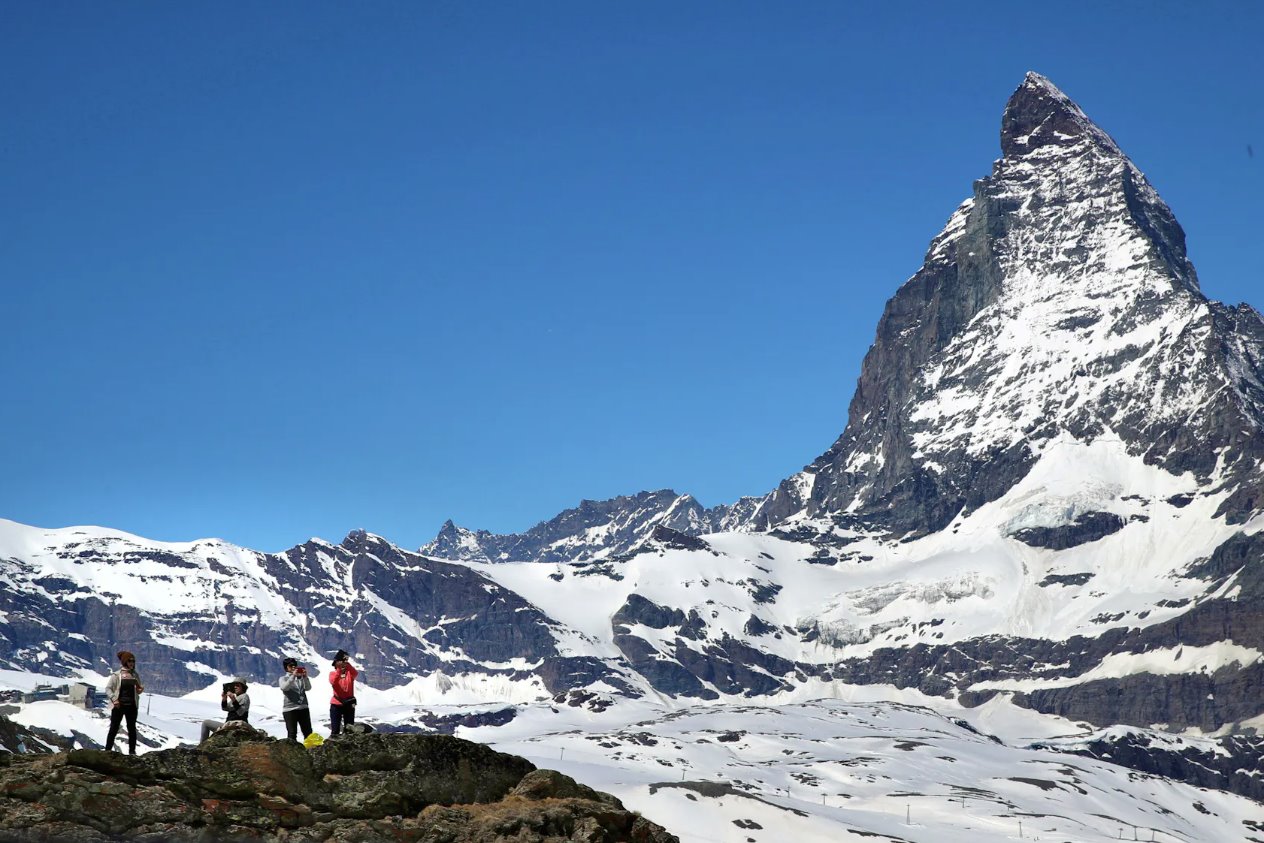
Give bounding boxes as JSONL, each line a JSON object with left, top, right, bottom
{"left": 1000, "top": 71, "right": 1122, "bottom": 159}
{"left": 756, "top": 72, "right": 1264, "bottom": 539}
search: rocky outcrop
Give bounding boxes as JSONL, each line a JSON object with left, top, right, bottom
{"left": 1034, "top": 731, "right": 1264, "bottom": 805}
{"left": 1011, "top": 512, "right": 1125, "bottom": 549}
{"left": 0, "top": 725, "right": 678, "bottom": 842}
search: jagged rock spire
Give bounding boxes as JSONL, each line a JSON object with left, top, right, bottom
{"left": 1000, "top": 72, "right": 1121, "bottom": 159}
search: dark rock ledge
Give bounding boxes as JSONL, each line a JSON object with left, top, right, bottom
{"left": 0, "top": 724, "right": 678, "bottom": 843}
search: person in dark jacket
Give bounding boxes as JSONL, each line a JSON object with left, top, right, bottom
{"left": 278, "top": 657, "right": 313, "bottom": 742}
{"left": 328, "top": 649, "right": 358, "bottom": 736}
{"left": 104, "top": 650, "right": 144, "bottom": 754}
{"left": 199, "top": 679, "right": 250, "bottom": 742}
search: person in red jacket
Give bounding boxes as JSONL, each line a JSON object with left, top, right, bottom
{"left": 329, "top": 649, "right": 358, "bottom": 736}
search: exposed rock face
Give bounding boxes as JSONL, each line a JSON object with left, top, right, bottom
{"left": 1034, "top": 731, "right": 1264, "bottom": 805}
{"left": 0, "top": 726, "right": 678, "bottom": 842}
{"left": 1011, "top": 511, "right": 1125, "bottom": 549}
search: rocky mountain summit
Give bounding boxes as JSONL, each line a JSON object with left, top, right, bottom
{"left": 0, "top": 726, "right": 677, "bottom": 843}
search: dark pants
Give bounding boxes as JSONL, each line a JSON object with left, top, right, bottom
{"left": 106, "top": 704, "right": 138, "bottom": 754}
{"left": 330, "top": 702, "right": 356, "bottom": 736}
{"left": 283, "top": 708, "right": 313, "bottom": 742}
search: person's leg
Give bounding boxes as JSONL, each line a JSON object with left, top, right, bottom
{"left": 105, "top": 706, "right": 125, "bottom": 750}
{"left": 330, "top": 703, "right": 342, "bottom": 737}
{"left": 124, "top": 707, "right": 138, "bottom": 754}
{"left": 200, "top": 719, "right": 220, "bottom": 742}
{"left": 284, "top": 710, "right": 298, "bottom": 742}
{"left": 298, "top": 708, "right": 313, "bottom": 738}
{"left": 344, "top": 703, "right": 356, "bottom": 727}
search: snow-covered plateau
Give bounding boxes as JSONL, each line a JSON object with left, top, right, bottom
{"left": 2, "top": 667, "right": 1261, "bottom": 843}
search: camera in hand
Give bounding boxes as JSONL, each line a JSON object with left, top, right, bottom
{"left": 222, "top": 682, "right": 236, "bottom": 694}
{"left": 295, "top": 666, "right": 307, "bottom": 675}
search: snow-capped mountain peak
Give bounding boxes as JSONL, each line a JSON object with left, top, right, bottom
{"left": 755, "top": 71, "right": 1264, "bottom": 538}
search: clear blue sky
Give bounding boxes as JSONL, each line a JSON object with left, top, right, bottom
{"left": 3, "top": 2, "right": 1261, "bottom": 552}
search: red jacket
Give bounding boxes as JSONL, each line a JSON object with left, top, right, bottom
{"left": 329, "top": 664, "right": 358, "bottom": 705}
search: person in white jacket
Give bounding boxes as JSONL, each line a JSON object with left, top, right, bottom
{"left": 278, "top": 657, "right": 313, "bottom": 742}
{"left": 104, "top": 650, "right": 144, "bottom": 754}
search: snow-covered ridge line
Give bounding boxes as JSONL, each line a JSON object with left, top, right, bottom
{"left": 1, "top": 433, "right": 1256, "bottom": 733}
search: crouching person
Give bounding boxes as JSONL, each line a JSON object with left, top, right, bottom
{"left": 329, "top": 649, "right": 358, "bottom": 736}
{"left": 200, "top": 679, "right": 250, "bottom": 742}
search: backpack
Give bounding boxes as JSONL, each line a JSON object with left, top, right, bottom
{"left": 303, "top": 732, "right": 325, "bottom": 749}
{"left": 343, "top": 722, "right": 375, "bottom": 736}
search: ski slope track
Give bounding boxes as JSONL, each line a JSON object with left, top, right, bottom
{"left": 3, "top": 73, "right": 1263, "bottom": 838}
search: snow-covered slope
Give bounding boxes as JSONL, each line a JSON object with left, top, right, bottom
{"left": 3, "top": 673, "right": 1260, "bottom": 843}
{"left": 483, "top": 700, "right": 1264, "bottom": 843}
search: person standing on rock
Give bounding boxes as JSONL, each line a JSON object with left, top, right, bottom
{"left": 104, "top": 650, "right": 143, "bottom": 755}
{"left": 199, "top": 679, "right": 250, "bottom": 742}
{"left": 279, "top": 657, "right": 313, "bottom": 742}
{"left": 328, "top": 649, "right": 358, "bottom": 736}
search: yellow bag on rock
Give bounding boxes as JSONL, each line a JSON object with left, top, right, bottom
{"left": 303, "top": 732, "right": 325, "bottom": 749}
